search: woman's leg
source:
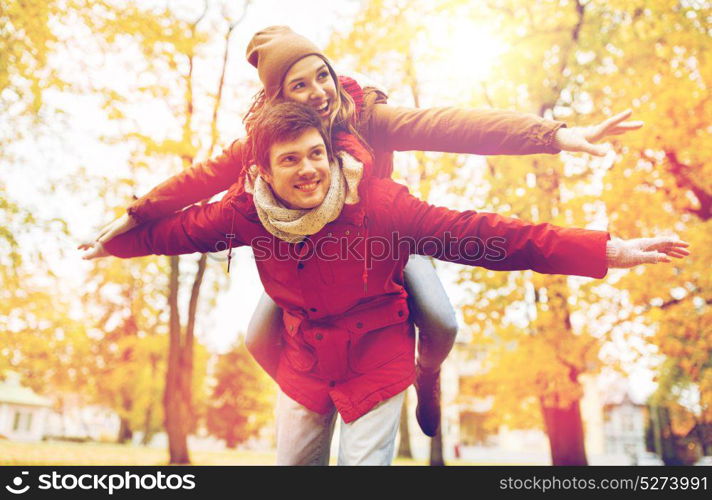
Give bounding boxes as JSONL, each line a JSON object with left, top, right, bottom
{"left": 403, "top": 254, "right": 458, "bottom": 437}
{"left": 275, "top": 390, "right": 337, "bottom": 465}
{"left": 337, "top": 390, "right": 405, "bottom": 465}
{"left": 245, "top": 292, "right": 284, "bottom": 381}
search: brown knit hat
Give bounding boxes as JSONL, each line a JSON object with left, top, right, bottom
{"left": 246, "top": 26, "right": 338, "bottom": 100}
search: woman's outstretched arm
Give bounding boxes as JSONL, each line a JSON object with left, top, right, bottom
{"left": 367, "top": 105, "right": 641, "bottom": 157}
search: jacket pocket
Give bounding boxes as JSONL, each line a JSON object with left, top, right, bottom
{"left": 281, "top": 312, "right": 317, "bottom": 373}
{"left": 344, "top": 299, "right": 412, "bottom": 374}
{"left": 283, "top": 343, "right": 317, "bottom": 373}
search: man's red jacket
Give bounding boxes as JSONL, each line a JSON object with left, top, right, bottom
{"left": 105, "top": 177, "right": 609, "bottom": 422}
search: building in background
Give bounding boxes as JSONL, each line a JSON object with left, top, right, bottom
{"left": 0, "top": 372, "right": 52, "bottom": 442}
{"left": 43, "top": 394, "right": 120, "bottom": 443}
{"left": 602, "top": 390, "right": 648, "bottom": 461}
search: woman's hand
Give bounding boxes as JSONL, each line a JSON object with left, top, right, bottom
{"left": 554, "top": 109, "right": 644, "bottom": 156}
{"left": 77, "top": 213, "right": 137, "bottom": 250}
{"left": 606, "top": 237, "right": 690, "bottom": 269}
{"left": 80, "top": 241, "right": 109, "bottom": 260}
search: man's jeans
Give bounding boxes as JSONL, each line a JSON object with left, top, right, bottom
{"left": 275, "top": 389, "right": 405, "bottom": 465}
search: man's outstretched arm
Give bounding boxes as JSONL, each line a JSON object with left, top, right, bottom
{"left": 376, "top": 179, "right": 687, "bottom": 277}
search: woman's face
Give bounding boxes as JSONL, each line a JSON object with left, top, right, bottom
{"left": 281, "top": 55, "right": 339, "bottom": 126}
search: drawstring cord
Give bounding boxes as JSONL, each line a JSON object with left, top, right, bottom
{"left": 226, "top": 209, "right": 236, "bottom": 273}
{"left": 361, "top": 183, "right": 370, "bottom": 295}
{"left": 362, "top": 213, "right": 369, "bottom": 295}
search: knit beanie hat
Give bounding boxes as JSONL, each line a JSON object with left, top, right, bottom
{"left": 246, "top": 26, "right": 338, "bottom": 100}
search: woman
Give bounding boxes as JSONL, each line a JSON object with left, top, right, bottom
{"left": 85, "top": 101, "right": 687, "bottom": 464}
{"left": 80, "top": 25, "right": 643, "bottom": 437}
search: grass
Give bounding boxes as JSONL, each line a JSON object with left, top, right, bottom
{"left": 0, "top": 440, "right": 431, "bottom": 466}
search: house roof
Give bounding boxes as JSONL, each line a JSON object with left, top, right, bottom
{"left": 603, "top": 390, "right": 646, "bottom": 408}
{"left": 597, "top": 375, "right": 649, "bottom": 407}
{"left": 0, "top": 372, "right": 52, "bottom": 407}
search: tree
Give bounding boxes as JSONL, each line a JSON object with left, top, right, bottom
{"left": 330, "top": 0, "right": 709, "bottom": 465}
{"left": 0, "top": 171, "right": 88, "bottom": 403}
{"left": 81, "top": 242, "right": 169, "bottom": 444}
{"left": 82, "top": 0, "right": 251, "bottom": 463}
{"left": 3, "top": 0, "right": 252, "bottom": 462}
{"left": 397, "top": 393, "right": 413, "bottom": 458}
{"left": 206, "top": 341, "right": 276, "bottom": 448}
{"left": 583, "top": 0, "right": 711, "bottom": 459}
{"left": 429, "top": 425, "right": 446, "bottom": 466}
{"left": 0, "top": 0, "right": 65, "bottom": 150}
{"left": 0, "top": 1, "right": 122, "bottom": 423}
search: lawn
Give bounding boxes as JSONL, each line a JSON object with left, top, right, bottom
{"left": 0, "top": 440, "right": 429, "bottom": 466}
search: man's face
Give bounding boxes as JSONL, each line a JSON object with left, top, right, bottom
{"left": 262, "top": 127, "right": 331, "bottom": 210}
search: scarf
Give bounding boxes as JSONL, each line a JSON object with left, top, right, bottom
{"left": 245, "top": 151, "right": 363, "bottom": 243}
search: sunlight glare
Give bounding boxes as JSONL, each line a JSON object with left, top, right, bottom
{"left": 425, "top": 18, "right": 508, "bottom": 92}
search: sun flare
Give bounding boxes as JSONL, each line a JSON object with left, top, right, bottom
{"left": 421, "top": 18, "right": 508, "bottom": 97}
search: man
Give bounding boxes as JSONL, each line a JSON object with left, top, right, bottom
{"left": 82, "top": 102, "right": 688, "bottom": 465}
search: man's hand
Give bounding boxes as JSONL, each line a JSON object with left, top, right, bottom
{"left": 606, "top": 237, "right": 690, "bottom": 269}
{"left": 80, "top": 242, "right": 109, "bottom": 260}
{"left": 554, "top": 109, "right": 644, "bottom": 156}
{"left": 77, "top": 213, "right": 137, "bottom": 251}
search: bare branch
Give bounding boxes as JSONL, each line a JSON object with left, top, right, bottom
{"left": 209, "top": 1, "right": 252, "bottom": 156}
{"left": 191, "top": 0, "right": 209, "bottom": 29}
{"left": 664, "top": 150, "right": 712, "bottom": 221}
{"left": 602, "top": 291, "right": 710, "bottom": 333}
{"left": 639, "top": 150, "right": 712, "bottom": 221}
{"left": 549, "top": 0, "right": 586, "bottom": 102}
{"left": 225, "top": 0, "right": 252, "bottom": 30}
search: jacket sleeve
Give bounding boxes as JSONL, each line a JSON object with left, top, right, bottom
{"left": 366, "top": 105, "right": 565, "bottom": 156}
{"left": 126, "top": 138, "right": 247, "bottom": 223}
{"left": 378, "top": 180, "right": 608, "bottom": 279}
{"left": 105, "top": 199, "right": 243, "bottom": 258}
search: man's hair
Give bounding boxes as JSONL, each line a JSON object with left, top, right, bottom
{"left": 247, "top": 102, "right": 332, "bottom": 171}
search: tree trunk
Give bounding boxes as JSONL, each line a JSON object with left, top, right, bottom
{"left": 164, "top": 256, "right": 191, "bottom": 464}
{"left": 117, "top": 392, "right": 134, "bottom": 444}
{"left": 429, "top": 421, "right": 445, "bottom": 466}
{"left": 397, "top": 392, "right": 412, "bottom": 458}
{"left": 226, "top": 432, "right": 237, "bottom": 449}
{"left": 158, "top": 4, "right": 244, "bottom": 463}
{"left": 529, "top": 7, "right": 590, "bottom": 464}
{"left": 141, "top": 405, "right": 154, "bottom": 446}
{"left": 540, "top": 396, "right": 587, "bottom": 465}
{"left": 655, "top": 406, "right": 683, "bottom": 465}
{"left": 141, "top": 353, "right": 160, "bottom": 446}
{"left": 704, "top": 428, "right": 712, "bottom": 456}
{"left": 117, "top": 417, "right": 133, "bottom": 444}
